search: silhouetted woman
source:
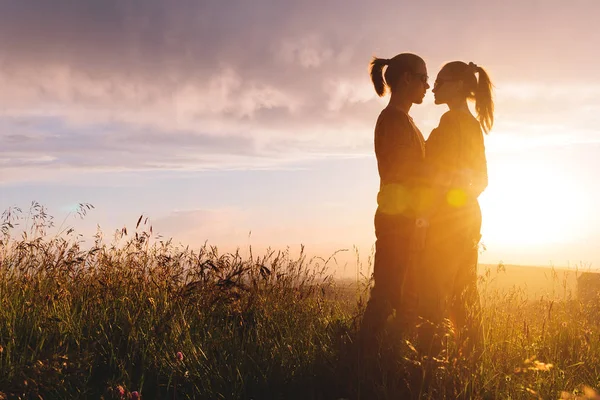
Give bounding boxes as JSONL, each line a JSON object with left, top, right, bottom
{"left": 417, "top": 61, "right": 494, "bottom": 353}
{"left": 361, "top": 53, "right": 431, "bottom": 347}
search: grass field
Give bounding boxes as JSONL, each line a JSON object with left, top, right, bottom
{"left": 1, "top": 204, "right": 600, "bottom": 399}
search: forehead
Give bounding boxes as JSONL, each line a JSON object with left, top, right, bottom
{"left": 436, "top": 68, "right": 455, "bottom": 79}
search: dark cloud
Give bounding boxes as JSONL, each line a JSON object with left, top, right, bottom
{"left": 1, "top": 0, "right": 597, "bottom": 83}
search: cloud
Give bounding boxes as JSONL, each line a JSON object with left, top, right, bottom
{"left": 0, "top": 0, "right": 599, "bottom": 178}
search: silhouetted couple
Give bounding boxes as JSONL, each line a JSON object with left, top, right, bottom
{"left": 360, "top": 53, "right": 494, "bottom": 360}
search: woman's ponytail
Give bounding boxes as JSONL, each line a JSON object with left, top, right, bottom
{"left": 472, "top": 64, "right": 494, "bottom": 134}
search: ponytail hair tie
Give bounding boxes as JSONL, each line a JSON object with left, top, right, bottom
{"left": 468, "top": 61, "right": 479, "bottom": 72}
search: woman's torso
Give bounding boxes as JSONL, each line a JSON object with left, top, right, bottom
{"left": 426, "top": 110, "right": 487, "bottom": 237}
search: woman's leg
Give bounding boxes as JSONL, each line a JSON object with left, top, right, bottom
{"left": 415, "top": 224, "right": 451, "bottom": 356}
{"left": 450, "top": 231, "right": 483, "bottom": 353}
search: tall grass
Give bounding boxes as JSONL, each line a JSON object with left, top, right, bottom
{"left": 1, "top": 203, "right": 600, "bottom": 399}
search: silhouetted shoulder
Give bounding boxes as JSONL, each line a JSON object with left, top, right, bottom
{"left": 428, "top": 111, "right": 459, "bottom": 149}
{"left": 374, "top": 107, "right": 415, "bottom": 151}
{"left": 377, "top": 107, "right": 412, "bottom": 132}
{"left": 440, "top": 110, "right": 482, "bottom": 136}
{"left": 438, "top": 110, "right": 461, "bottom": 128}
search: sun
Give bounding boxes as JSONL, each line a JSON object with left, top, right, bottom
{"left": 479, "top": 156, "right": 587, "bottom": 248}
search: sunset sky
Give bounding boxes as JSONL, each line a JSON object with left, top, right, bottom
{"left": 1, "top": 0, "right": 599, "bottom": 274}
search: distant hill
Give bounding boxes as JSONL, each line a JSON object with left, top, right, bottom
{"left": 334, "top": 264, "right": 600, "bottom": 301}
{"left": 476, "top": 263, "right": 587, "bottom": 300}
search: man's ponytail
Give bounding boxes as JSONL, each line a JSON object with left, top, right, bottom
{"left": 370, "top": 57, "right": 390, "bottom": 97}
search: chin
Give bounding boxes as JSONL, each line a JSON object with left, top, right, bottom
{"left": 434, "top": 98, "right": 443, "bottom": 105}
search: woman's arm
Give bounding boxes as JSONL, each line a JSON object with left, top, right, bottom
{"left": 453, "top": 125, "right": 488, "bottom": 199}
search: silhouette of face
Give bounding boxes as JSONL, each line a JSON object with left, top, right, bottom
{"left": 432, "top": 68, "right": 464, "bottom": 105}
{"left": 409, "top": 60, "right": 430, "bottom": 104}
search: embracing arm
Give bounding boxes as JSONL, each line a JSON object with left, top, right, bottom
{"left": 450, "top": 124, "right": 488, "bottom": 199}
{"left": 469, "top": 131, "right": 488, "bottom": 198}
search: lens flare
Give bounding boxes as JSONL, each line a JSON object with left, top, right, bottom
{"left": 446, "top": 188, "right": 468, "bottom": 207}
{"left": 377, "top": 183, "right": 410, "bottom": 215}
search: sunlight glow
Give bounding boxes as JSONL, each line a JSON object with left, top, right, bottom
{"left": 479, "top": 156, "right": 588, "bottom": 247}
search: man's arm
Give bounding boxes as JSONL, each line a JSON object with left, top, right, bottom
{"left": 375, "top": 113, "right": 419, "bottom": 216}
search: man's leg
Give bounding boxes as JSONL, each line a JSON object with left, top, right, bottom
{"left": 361, "top": 233, "right": 408, "bottom": 347}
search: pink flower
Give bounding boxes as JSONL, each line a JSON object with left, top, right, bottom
{"left": 116, "top": 385, "right": 125, "bottom": 398}
{"left": 131, "top": 391, "right": 140, "bottom": 400}
{"left": 176, "top": 351, "right": 184, "bottom": 362}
